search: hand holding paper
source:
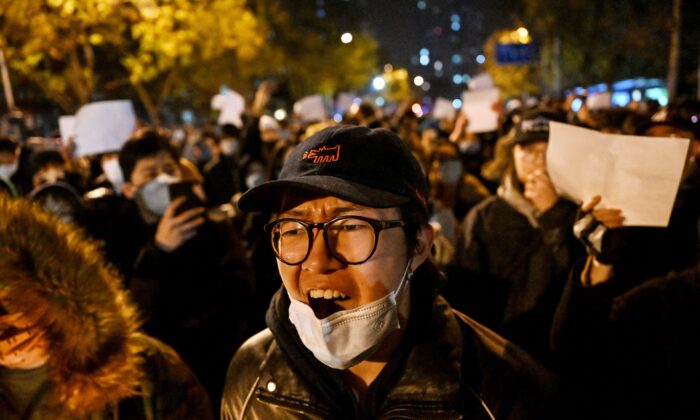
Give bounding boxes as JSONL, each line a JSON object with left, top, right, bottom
{"left": 547, "top": 122, "right": 689, "bottom": 227}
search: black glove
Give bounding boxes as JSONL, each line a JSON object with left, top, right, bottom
{"left": 573, "top": 211, "right": 624, "bottom": 265}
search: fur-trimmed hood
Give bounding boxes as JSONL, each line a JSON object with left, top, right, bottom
{"left": 0, "top": 196, "right": 143, "bottom": 415}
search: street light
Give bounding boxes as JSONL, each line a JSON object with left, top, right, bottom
{"left": 372, "top": 76, "right": 386, "bottom": 90}
{"left": 341, "top": 32, "right": 353, "bottom": 44}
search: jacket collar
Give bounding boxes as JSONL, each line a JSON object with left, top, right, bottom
{"left": 262, "top": 285, "right": 488, "bottom": 417}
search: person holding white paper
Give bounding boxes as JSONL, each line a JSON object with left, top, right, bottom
{"left": 550, "top": 103, "right": 700, "bottom": 418}
{"left": 453, "top": 109, "right": 582, "bottom": 365}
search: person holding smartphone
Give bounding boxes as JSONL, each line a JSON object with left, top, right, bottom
{"left": 89, "top": 128, "right": 255, "bottom": 412}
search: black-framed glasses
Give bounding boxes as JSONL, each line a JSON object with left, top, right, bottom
{"left": 264, "top": 215, "right": 406, "bottom": 265}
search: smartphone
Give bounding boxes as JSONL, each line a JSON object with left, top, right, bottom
{"left": 168, "top": 181, "right": 204, "bottom": 215}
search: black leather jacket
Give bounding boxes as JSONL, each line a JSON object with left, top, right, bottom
{"left": 222, "top": 281, "right": 559, "bottom": 419}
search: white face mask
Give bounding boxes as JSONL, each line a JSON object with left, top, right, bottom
{"left": 137, "top": 173, "right": 179, "bottom": 217}
{"left": 287, "top": 258, "right": 413, "bottom": 369}
{"left": 219, "top": 139, "right": 240, "bottom": 157}
{"left": 101, "top": 157, "right": 124, "bottom": 193}
{"left": 0, "top": 162, "right": 17, "bottom": 180}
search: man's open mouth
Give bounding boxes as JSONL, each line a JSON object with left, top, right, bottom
{"left": 308, "top": 289, "right": 350, "bottom": 319}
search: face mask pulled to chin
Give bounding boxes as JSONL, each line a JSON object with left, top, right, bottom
{"left": 287, "top": 258, "right": 413, "bottom": 369}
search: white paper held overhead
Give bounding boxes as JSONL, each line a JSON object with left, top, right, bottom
{"left": 460, "top": 88, "right": 500, "bottom": 133}
{"left": 433, "top": 97, "right": 456, "bottom": 120}
{"left": 73, "top": 100, "right": 136, "bottom": 157}
{"left": 294, "top": 95, "right": 327, "bottom": 123}
{"left": 211, "top": 90, "right": 245, "bottom": 128}
{"left": 58, "top": 116, "right": 76, "bottom": 144}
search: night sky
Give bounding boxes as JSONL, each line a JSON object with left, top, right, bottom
{"left": 346, "top": 0, "right": 519, "bottom": 99}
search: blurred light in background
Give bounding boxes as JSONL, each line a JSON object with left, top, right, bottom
{"left": 644, "top": 87, "right": 668, "bottom": 106}
{"left": 420, "top": 55, "right": 430, "bottom": 66}
{"left": 476, "top": 54, "right": 485, "bottom": 64}
{"left": 417, "top": 1, "right": 426, "bottom": 10}
{"left": 421, "top": 82, "right": 431, "bottom": 92}
{"left": 182, "top": 110, "right": 194, "bottom": 124}
{"left": 411, "top": 103, "right": 423, "bottom": 117}
{"left": 433, "top": 60, "right": 443, "bottom": 71}
{"left": 375, "top": 97, "right": 385, "bottom": 106}
{"left": 452, "top": 98, "right": 462, "bottom": 108}
{"left": 570, "top": 97, "right": 583, "bottom": 113}
{"left": 274, "top": 109, "right": 287, "bottom": 120}
{"left": 384, "top": 64, "right": 393, "bottom": 72}
{"left": 333, "top": 113, "right": 343, "bottom": 122}
{"left": 612, "top": 92, "right": 631, "bottom": 107}
{"left": 341, "top": 32, "right": 353, "bottom": 44}
{"left": 372, "top": 76, "right": 386, "bottom": 90}
{"left": 413, "top": 75, "right": 424, "bottom": 86}
{"left": 451, "top": 54, "right": 462, "bottom": 64}
{"left": 452, "top": 74, "right": 462, "bottom": 84}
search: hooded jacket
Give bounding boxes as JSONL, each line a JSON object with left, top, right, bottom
{"left": 0, "top": 196, "right": 212, "bottom": 419}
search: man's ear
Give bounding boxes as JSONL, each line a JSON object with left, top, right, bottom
{"left": 122, "top": 182, "right": 136, "bottom": 199}
{"left": 410, "top": 224, "right": 435, "bottom": 272}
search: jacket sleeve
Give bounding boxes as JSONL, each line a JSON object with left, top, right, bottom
{"left": 221, "top": 330, "right": 274, "bottom": 420}
{"left": 134, "top": 334, "right": 215, "bottom": 420}
{"left": 456, "top": 205, "right": 488, "bottom": 273}
{"left": 537, "top": 199, "right": 582, "bottom": 275}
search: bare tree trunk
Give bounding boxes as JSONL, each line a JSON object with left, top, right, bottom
{"left": 552, "top": 36, "right": 562, "bottom": 98}
{"left": 697, "top": 45, "right": 700, "bottom": 100}
{"left": 667, "top": 0, "right": 682, "bottom": 102}
{"left": 68, "top": 47, "right": 91, "bottom": 107}
{"left": 156, "top": 69, "right": 177, "bottom": 111}
{"left": 133, "top": 81, "right": 161, "bottom": 127}
{"left": 0, "top": 49, "right": 15, "bottom": 111}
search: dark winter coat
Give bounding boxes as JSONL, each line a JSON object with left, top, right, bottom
{"left": 552, "top": 260, "right": 700, "bottom": 419}
{"left": 453, "top": 194, "right": 581, "bottom": 363}
{"left": 0, "top": 196, "right": 212, "bottom": 419}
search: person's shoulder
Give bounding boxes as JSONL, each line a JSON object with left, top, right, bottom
{"left": 222, "top": 329, "right": 275, "bottom": 418}
{"left": 229, "top": 329, "right": 275, "bottom": 370}
{"left": 471, "top": 194, "right": 501, "bottom": 211}
{"left": 450, "top": 307, "right": 561, "bottom": 417}
{"left": 131, "top": 333, "right": 214, "bottom": 419}
{"left": 612, "top": 264, "right": 700, "bottom": 323}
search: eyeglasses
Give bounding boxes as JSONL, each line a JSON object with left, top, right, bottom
{"left": 516, "top": 146, "right": 547, "bottom": 161}
{"left": 264, "top": 216, "right": 406, "bottom": 265}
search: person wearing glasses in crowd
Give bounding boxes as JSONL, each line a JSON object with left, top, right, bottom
{"left": 221, "top": 125, "right": 559, "bottom": 419}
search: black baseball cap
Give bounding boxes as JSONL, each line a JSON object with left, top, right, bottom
{"left": 513, "top": 109, "right": 565, "bottom": 145}
{"left": 238, "top": 125, "right": 429, "bottom": 213}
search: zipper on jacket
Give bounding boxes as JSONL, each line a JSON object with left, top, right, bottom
{"left": 256, "top": 392, "right": 331, "bottom": 418}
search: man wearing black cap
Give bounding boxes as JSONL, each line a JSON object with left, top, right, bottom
{"left": 222, "top": 125, "right": 559, "bottom": 419}
{"left": 454, "top": 110, "right": 582, "bottom": 365}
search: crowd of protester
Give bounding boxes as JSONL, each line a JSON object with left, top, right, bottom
{"left": 1, "top": 78, "right": 700, "bottom": 418}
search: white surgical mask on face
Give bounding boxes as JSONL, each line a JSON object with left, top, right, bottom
{"left": 101, "top": 157, "right": 124, "bottom": 193}
{"left": 219, "top": 139, "right": 240, "bottom": 157}
{"left": 0, "top": 162, "right": 17, "bottom": 180}
{"left": 287, "top": 258, "right": 413, "bottom": 369}
{"left": 137, "top": 173, "right": 178, "bottom": 217}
